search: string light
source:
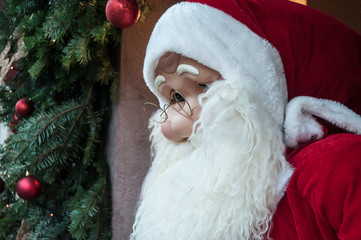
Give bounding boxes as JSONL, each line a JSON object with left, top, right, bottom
{"left": 50, "top": 213, "right": 54, "bottom": 217}
{"left": 10, "top": 66, "right": 14, "bottom": 70}
{"left": 52, "top": 39, "right": 56, "bottom": 43}
{"left": 7, "top": 175, "right": 10, "bottom": 178}
{"left": 25, "top": 170, "right": 29, "bottom": 176}
{"left": 290, "top": 0, "right": 307, "bottom": 4}
{"left": 6, "top": 204, "right": 10, "bottom": 208}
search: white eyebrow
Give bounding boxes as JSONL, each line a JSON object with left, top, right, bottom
{"left": 177, "top": 64, "right": 199, "bottom": 76}
{"left": 154, "top": 75, "right": 166, "bottom": 90}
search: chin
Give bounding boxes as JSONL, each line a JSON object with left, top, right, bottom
{"left": 131, "top": 81, "right": 292, "bottom": 240}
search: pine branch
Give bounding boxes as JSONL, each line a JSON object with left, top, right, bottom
{"left": 0, "top": 0, "right": 150, "bottom": 237}
{"left": 7, "top": 102, "right": 85, "bottom": 165}
{"left": 31, "top": 216, "right": 49, "bottom": 240}
{"left": 69, "top": 176, "right": 108, "bottom": 240}
{"left": 82, "top": 107, "right": 101, "bottom": 166}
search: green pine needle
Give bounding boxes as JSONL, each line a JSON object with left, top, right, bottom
{"left": 0, "top": 0, "right": 147, "bottom": 237}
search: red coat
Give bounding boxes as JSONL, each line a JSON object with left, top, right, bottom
{"left": 271, "top": 133, "right": 361, "bottom": 239}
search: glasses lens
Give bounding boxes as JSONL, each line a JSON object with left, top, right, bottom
{"left": 172, "top": 99, "right": 193, "bottom": 117}
{"left": 143, "top": 102, "right": 167, "bottom": 123}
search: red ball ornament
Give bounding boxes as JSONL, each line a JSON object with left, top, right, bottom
{"left": 16, "top": 176, "right": 42, "bottom": 200}
{"left": 105, "top": 0, "right": 141, "bottom": 28}
{"left": 5, "top": 62, "right": 20, "bottom": 83}
{"left": 9, "top": 115, "right": 21, "bottom": 134}
{"left": 15, "top": 98, "right": 34, "bottom": 118}
{"left": 0, "top": 177, "right": 4, "bottom": 194}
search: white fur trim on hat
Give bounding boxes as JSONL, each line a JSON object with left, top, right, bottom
{"left": 284, "top": 96, "right": 361, "bottom": 148}
{"left": 143, "top": 2, "right": 288, "bottom": 128}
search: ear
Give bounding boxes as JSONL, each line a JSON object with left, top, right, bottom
{"left": 284, "top": 96, "right": 361, "bottom": 148}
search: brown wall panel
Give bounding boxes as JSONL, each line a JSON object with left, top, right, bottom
{"left": 309, "top": 0, "right": 361, "bottom": 34}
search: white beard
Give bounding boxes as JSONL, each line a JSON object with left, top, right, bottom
{"left": 131, "top": 81, "right": 293, "bottom": 240}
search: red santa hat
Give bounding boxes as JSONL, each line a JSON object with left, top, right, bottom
{"left": 143, "top": 0, "right": 361, "bottom": 147}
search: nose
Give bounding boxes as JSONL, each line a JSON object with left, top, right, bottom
{"left": 161, "top": 108, "right": 195, "bottom": 142}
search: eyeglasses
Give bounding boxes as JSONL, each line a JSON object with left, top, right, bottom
{"left": 143, "top": 91, "right": 198, "bottom": 123}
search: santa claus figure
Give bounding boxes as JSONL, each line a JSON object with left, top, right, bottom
{"left": 131, "top": 0, "right": 361, "bottom": 239}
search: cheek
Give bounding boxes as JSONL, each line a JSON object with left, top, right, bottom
{"left": 191, "top": 105, "right": 202, "bottom": 122}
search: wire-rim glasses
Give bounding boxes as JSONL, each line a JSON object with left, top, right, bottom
{"left": 143, "top": 97, "right": 198, "bottom": 123}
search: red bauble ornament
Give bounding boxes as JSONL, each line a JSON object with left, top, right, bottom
{"left": 105, "top": 0, "right": 141, "bottom": 28}
{"left": 5, "top": 61, "right": 20, "bottom": 83}
{"left": 16, "top": 176, "right": 42, "bottom": 200}
{"left": 9, "top": 120, "right": 19, "bottom": 134}
{"left": 15, "top": 98, "right": 34, "bottom": 118}
{"left": 9, "top": 114, "right": 22, "bottom": 134}
{"left": 0, "top": 177, "right": 4, "bottom": 194}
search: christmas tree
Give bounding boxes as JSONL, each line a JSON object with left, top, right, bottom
{"left": 0, "top": 0, "right": 149, "bottom": 239}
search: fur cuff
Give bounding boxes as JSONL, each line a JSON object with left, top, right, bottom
{"left": 284, "top": 96, "right": 361, "bottom": 148}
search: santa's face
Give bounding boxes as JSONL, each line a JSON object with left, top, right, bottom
{"left": 154, "top": 52, "right": 222, "bottom": 142}
{"left": 132, "top": 52, "right": 292, "bottom": 240}
{"left": 133, "top": 62, "right": 292, "bottom": 239}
